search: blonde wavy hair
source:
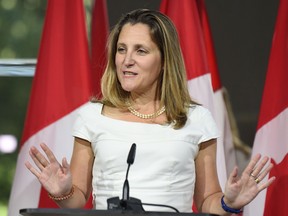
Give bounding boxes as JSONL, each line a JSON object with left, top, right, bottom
{"left": 97, "top": 9, "right": 198, "bottom": 129}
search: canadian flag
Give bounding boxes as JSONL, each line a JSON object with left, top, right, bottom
{"left": 243, "top": 0, "right": 288, "bottom": 215}
{"left": 90, "top": 0, "right": 109, "bottom": 97}
{"left": 159, "top": 0, "right": 236, "bottom": 193}
{"left": 8, "top": 0, "right": 97, "bottom": 215}
{"left": 196, "top": 0, "right": 237, "bottom": 177}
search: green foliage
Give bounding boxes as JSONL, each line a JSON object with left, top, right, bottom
{"left": 0, "top": 77, "right": 32, "bottom": 136}
{"left": 0, "top": 0, "right": 47, "bottom": 58}
{"left": 0, "top": 0, "right": 93, "bottom": 210}
{"left": 0, "top": 203, "right": 8, "bottom": 216}
{"left": 0, "top": 153, "right": 17, "bottom": 204}
{"left": 0, "top": 77, "right": 33, "bottom": 205}
{"left": 0, "top": 0, "right": 46, "bottom": 207}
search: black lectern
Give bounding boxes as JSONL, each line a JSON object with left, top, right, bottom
{"left": 20, "top": 208, "right": 218, "bottom": 216}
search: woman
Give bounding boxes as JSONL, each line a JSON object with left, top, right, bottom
{"left": 26, "top": 9, "right": 275, "bottom": 215}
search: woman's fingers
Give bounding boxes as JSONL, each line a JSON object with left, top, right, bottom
{"left": 27, "top": 143, "right": 61, "bottom": 175}
{"left": 253, "top": 162, "right": 275, "bottom": 190}
{"left": 243, "top": 154, "right": 272, "bottom": 180}
{"left": 241, "top": 154, "right": 275, "bottom": 193}
{"left": 255, "top": 163, "right": 272, "bottom": 182}
{"left": 227, "top": 166, "right": 238, "bottom": 184}
{"left": 40, "top": 143, "right": 58, "bottom": 164}
{"left": 243, "top": 153, "right": 262, "bottom": 176}
{"left": 249, "top": 156, "right": 270, "bottom": 179}
{"left": 61, "top": 157, "right": 70, "bottom": 175}
{"left": 29, "top": 145, "right": 49, "bottom": 171}
{"left": 257, "top": 175, "right": 276, "bottom": 191}
{"left": 25, "top": 161, "right": 41, "bottom": 178}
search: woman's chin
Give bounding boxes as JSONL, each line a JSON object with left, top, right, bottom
{"left": 121, "top": 85, "right": 135, "bottom": 93}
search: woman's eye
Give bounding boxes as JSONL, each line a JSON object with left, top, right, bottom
{"left": 117, "top": 47, "right": 126, "bottom": 53}
{"left": 137, "top": 49, "right": 147, "bottom": 55}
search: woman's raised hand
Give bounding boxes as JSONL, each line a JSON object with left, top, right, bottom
{"left": 223, "top": 153, "right": 276, "bottom": 210}
{"left": 25, "top": 143, "right": 73, "bottom": 197}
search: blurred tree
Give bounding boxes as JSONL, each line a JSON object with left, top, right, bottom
{"left": 0, "top": 0, "right": 93, "bottom": 209}
{"left": 0, "top": 0, "right": 47, "bottom": 207}
{"left": 0, "top": 77, "right": 32, "bottom": 204}
{"left": 0, "top": 0, "right": 47, "bottom": 58}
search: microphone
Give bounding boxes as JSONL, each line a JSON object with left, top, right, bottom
{"left": 122, "top": 143, "right": 136, "bottom": 200}
{"left": 107, "top": 143, "right": 144, "bottom": 211}
{"left": 107, "top": 143, "right": 179, "bottom": 212}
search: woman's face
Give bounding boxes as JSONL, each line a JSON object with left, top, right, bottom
{"left": 115, "top": 23, "right": 162, "bottom": 97}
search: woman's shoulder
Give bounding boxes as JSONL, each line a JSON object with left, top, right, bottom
{"left": 78, "top": 101, "right": 103, "bottom": 116}
{"left": 186, "top": 104, "right": 215, "bottom": 123}
{"left": 188, "top": 104, "right": 212, "bottom": 116}
{"left": 186, "top": 104, "right": 219, "bottom": 138}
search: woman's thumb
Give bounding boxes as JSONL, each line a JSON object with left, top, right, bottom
{"left": 61, "top": 157, "right": 70, "bottom": 174}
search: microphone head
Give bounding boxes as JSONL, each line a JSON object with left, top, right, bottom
{"left": 127, "top": 143, "right": 136, "bottom": 164}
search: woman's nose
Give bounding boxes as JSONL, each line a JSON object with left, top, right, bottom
{"left": 124, "top": 53, "right": 135, "bottom": 67}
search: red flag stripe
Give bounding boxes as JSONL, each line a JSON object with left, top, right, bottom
{"left": 244, "top": 0, "right": 288, "bottom": 215}
{"left": 21, "top": 0, "right": 92, "bottom": 145}
{"left": 33, "top": 0, "right": 93, "bottom": 209}
{"left": 196, "top": 0, "right": 222, "bottom": 92}
{"left": 256, "top": 0, "right": 288, "bottom": 129}
{"left": 196, "top": 0, "right": 236, "bottom": 175}
{"left": 91, "top": 0, "right": 109, "bottom": 97}
{"left": 8, "top": 0, "right": 95, "bottom": 214}
{"left": 159, "top": 0, "right": 209, "bottom": 80}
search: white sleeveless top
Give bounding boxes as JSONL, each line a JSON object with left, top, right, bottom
{"left": 73, "top": 102, "right": 218, "bottom": 212}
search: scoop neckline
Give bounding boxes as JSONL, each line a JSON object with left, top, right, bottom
{"left": 97, "top": 103, "right": 170, "bottom": 127}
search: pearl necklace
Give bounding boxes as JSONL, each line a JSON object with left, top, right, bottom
{"left": 127, "top": 103, "right": 166, "bottom": 119}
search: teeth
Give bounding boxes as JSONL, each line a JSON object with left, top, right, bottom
{"left": 124, "top": 71, "right": 137, "bottom": 75}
